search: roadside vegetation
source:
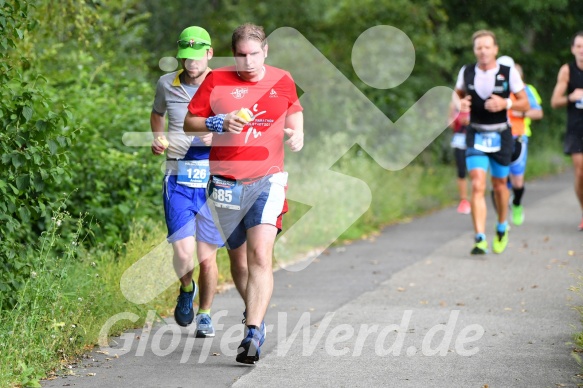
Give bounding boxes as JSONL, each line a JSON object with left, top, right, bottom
{"left": 0, "top": 0, "right": 580, "bottom": 386}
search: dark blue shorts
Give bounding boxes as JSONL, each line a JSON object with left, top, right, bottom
{"left": 209, "top": 172, "right": 288, "bottom": 250}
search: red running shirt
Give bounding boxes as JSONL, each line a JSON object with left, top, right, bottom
{"left": 188, "top": 65, "right": 303, "bottom": 180}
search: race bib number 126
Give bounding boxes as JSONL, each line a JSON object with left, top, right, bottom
{"left": 177, "top": 160, "right": 210, "bottom": 188}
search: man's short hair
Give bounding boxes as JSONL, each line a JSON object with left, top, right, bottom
{"left": 232, "top": 23, "right": 267, "bottom": 51}
{"left": 571, "top": 31, "right": 583, "bottom": 46}
{"left": 472, "top": 30, "right": 497, "bottom": 46}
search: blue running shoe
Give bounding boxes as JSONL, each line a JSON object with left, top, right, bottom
{"left": 174, "top": 281, "right": 197, "bottom": 327}
{"left": 242, "top": 310, "right": 266, "bottom": 346}
{"left": 236, "top": 327, "right": 264, "bottom": 364}
{"left": 195, "top": 313, "right": 215, "bottom": 338}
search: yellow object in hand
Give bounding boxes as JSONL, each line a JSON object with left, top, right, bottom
{"left": 236, "top": 108, "right": 253, "bottom": 122}
{"left": 157, "top": 136, "right": 169, "bottom": 149}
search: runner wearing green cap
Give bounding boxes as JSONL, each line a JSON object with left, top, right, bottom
{"left": 175, "top": 26, "right": 212, "bottom": 59}
{"left": 151, "top": 26, "right": 223, "bottom": 337}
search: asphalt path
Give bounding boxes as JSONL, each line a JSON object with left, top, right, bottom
{"left": 42, "top": 171, "right": 583, "bottom": 387}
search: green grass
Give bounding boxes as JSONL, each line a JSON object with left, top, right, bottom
{"left": 570, "top": 273, "right": 583, "bottom": 367}
{"left": 0, "top": 214, "right": 174, "bottom": 387}
{"left": 0, "top": 206, "right": 235, "bottom": 387}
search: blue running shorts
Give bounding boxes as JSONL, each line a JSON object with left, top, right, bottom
{"left": 509, "top": 135, "right": 528, "bottom": 176}
{"left": 465, "top": 151, "right": 510, "bottom": 179}
{"left": 163, "top": 174, "right": 225, "bottom": 245}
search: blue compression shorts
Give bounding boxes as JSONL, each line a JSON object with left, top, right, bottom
{"left": 465, "top": 151, "right": 510, "bottom": 179}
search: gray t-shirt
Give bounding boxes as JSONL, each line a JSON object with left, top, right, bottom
{"left": 152, "top": 70, "right": 203, "bottom": 160}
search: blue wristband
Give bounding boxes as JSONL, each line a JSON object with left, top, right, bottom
{"left": 205, "top": 114, "right": 226, "bottom": 133}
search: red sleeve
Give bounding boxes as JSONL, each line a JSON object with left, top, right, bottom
{"left": 283, "top": 71, "right": 303, "bottom": 116}
{"left": 188, "top": 72, "right": 214, "bottom": 117}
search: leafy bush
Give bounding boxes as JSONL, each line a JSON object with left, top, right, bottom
{"left": 0, "top": 0, "right": 75, "bottom": 309}
{"left": 1, "top": 0, "right": 164, "bottom": 308}
{"left": 24, "top": 0, "right": 162, "bottom": 250}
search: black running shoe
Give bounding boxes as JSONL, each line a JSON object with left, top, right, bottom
{"left": 174, "top": 281, "right": 197, "bottom": 327}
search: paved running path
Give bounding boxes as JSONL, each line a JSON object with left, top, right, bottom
{"left": 42, "top": 172, "right": 583, "bottom": 387}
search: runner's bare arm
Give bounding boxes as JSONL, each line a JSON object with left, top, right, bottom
{"left": 551, "top": 64, "right": 570, "bottom": 109}
{"left": 453, "top": 89, "right": 471, "bottom": 113}
{"left": 525, "top": 105, "right": 543, "bottom": 120}
{"left": 150, "top": 111, "right": 166, "bottom": 155}
{"left": 283, "top": 111, "right": 304, "bottom": 152}
{"left": 485, "top": 89, "right": 529, "bottom": 113}
{"left": 510, "top": 89, "right": 530, "bottom": 112}
{"left": 184, "top": 111, "right": 209, "bottom": 133}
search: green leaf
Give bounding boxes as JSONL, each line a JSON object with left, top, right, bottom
{"left": 35, "top": 120, "right": 47, "bottom": 131}
{"left": 15, "top": 175, "right": 29, "bottom": 190}
{"left": 118, "top": 204, "right": 130, "bottom": 215}
{"left": 48, "top": 139, "right": 58, "bottom": 155}
{"left": 33, "top": 176, "right": 44, "bottom": 191}
{"left": 9, "top": 183, "right": 18, "bottom": 195}
{"left": 11, "top": 154, "right": 22, "bottom": 168}
{"left": 18, "top": 207, "right": 30, "bottom": 223}
{"left": 14, "top": 137, "right": 24, "bottom": 148}
{"left": 22, "top": 106, "right": 33, "bottom": 122}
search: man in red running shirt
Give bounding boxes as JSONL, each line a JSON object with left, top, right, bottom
{"left": 184, "top": 23, "right": 304, "bottom": 364}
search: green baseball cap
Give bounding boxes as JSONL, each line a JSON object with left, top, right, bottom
{"left": 176, "top": 26, "right": 211, "bottom": 59}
